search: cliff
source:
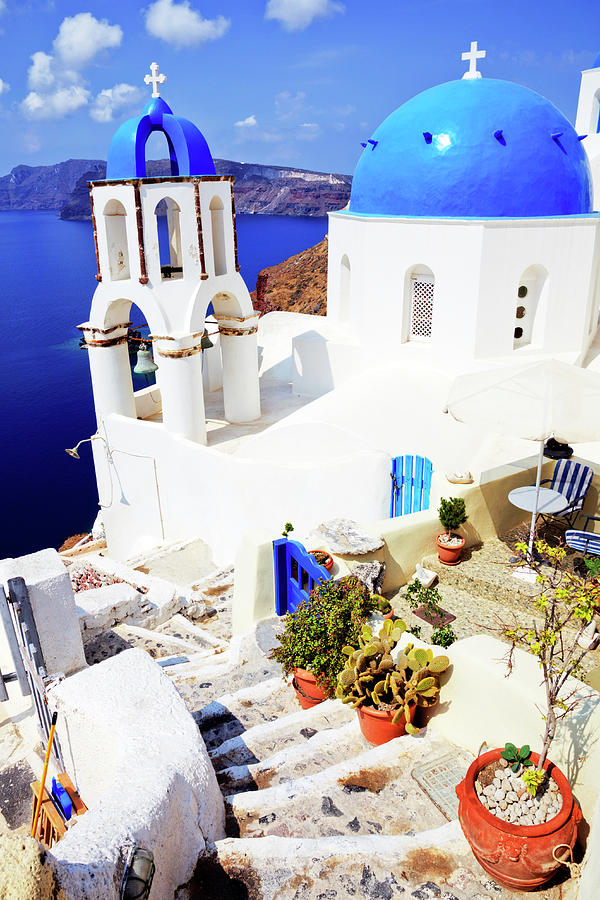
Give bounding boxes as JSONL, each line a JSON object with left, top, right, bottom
{"left": 58, "top": 158, "right": 351, "bottom": 220}
{"left": 251, "top": 235, "right": 328, "bottom": 315}
{"left": 0, "top": 159, "right": 105, "bottom": 211}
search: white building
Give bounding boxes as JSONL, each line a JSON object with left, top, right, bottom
{"left": 80, "top": 53, "right": 600, "bottom": 563}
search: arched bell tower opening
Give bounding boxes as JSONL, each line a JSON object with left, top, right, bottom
{"left": 210, "top": 195, "right": 227, "bottom": 276}
{"left": 103, "top": 200, "right": 130, "bottom": 282}
{"left": 155, "top": 197, "right": 183, "bottom": 280}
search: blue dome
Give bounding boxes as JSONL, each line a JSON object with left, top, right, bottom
{"left": 349, "top": 79, "right": 593, "bottom": 218}
{"left": 106, "top": 96, "right": 215, "bottom": 180}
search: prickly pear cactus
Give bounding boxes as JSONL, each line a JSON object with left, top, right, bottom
{"left": 335, "top": 620, "right": 449, "bottom": 735}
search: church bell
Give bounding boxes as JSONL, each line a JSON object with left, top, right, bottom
{"left": 200, "top": 329, "right": 214, "bottom": 351}
{"left": 133, "top": 343, "right": 158, "bottom": 376}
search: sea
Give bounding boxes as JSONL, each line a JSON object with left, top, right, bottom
{"left": 0, "top": 210, "right": 328, "bottom": 559}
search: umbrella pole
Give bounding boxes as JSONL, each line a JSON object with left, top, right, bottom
{"left": 527, "top": 439, "right": 545, "bottom": 563}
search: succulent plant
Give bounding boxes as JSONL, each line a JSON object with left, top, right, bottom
{"left": 335, "top": 619, "right": 450, "bottom": 735}
{"left": 372, "top": 593, "right": 392, "bottom": 615}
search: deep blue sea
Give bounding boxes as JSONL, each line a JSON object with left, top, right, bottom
{"left": 0, "top": 210, "right": 327, "bottom": 559}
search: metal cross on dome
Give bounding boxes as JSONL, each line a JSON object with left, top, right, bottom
{"left": 461, "top": 41, "right": 486, "bottom": 79}
{"left": 144, "top": 62, "right": 167, "bottom": 98}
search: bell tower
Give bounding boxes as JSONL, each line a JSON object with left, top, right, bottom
{"left": 79, "top": 62, "right": 261, "bottom": 448}
{"left": 576, "top": 54, "right": 600, "bottom": 209}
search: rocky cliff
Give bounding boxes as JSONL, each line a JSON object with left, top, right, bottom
{"left": 0, "top": 159, "right": 105, "bottom": 211}
{"left": 251, "top": 235, "right": 328, "bottom": 315}
{"left": 57, "top": 158, "right": 351, "bottom": 220}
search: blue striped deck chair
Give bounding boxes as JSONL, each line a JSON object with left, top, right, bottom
{"left": 390, "top": 455, "right": 433, "bottom": 518}
{"left": 539, "top": 460, "right": 593, "bottom": 529}
{"left": 566, "top": 517, "right": 600, "bottom": 559}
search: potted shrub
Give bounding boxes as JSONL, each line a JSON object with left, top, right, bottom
{"left": 335, "top": 618, "right": 450, "bottom": 745}
{"left": 456, "top": 541, "right": 599, "bottom": 890}
{"left": 271, "top": 575, "right": 378, "bottom": 709}
{"left": 372, "top": 594, "right": 394, "bottom": 619}
{"left": 436, "top": 497, "right": 468, "bottom": 565}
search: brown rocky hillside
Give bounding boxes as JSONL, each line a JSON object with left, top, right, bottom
{"left": 251, "top": 236, "right": 328, "bottom": 316}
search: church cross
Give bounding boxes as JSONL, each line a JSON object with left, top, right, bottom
{"left": 144, "top": 62, "right": 167, "bottom": 98}
{"left": 461, "top": 41, "right": 486, "bottom": 80}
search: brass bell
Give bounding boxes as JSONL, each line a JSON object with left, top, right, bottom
{"left": 133, "top": 343, "right": 158, "bottom": 375}
{"left": 200, "top": 329, "right": 214, "bottom": 351}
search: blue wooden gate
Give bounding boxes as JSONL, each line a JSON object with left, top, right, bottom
{"left": 273, "top": 538, "right": 331, "bottom": 615}
{"left": 390, "top": 455, "right": 433, "bottom": 518}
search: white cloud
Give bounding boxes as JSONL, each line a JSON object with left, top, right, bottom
{"left": 53, "top": 12, "right": 122, "bottom": 68}
{"left": 235, "top": 114, "right": 258, "bottom": 128}
{"left": 21, "top": 13, "right": 123, "bottom": 120}
{"left": 0, "top": 78, "right": 9, "bottom": 95}
{"left": 28, "top": 51, "right": 55, "bottom": 90}
{"left": 265, "top": 0, "right": 344, "bottom": 32}
{"left": 145, "top": 0, "right": 230, "bottom": 48}
{"left": 23, "top": 132, "right": 41, "bottom": 154}
{"left": 22, "top": 84, "right": 90, "bottom": 120}
{"left": 90, "top": 83, "right": 143, "bottom": 123}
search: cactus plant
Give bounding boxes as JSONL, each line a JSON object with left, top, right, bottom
{"left": 335, "top": 618, "right": 449, "bottom": 735}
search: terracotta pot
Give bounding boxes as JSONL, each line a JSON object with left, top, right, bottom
{"left": 436, "top": 533, "right": 465, "bottom": 566}
{"left": 456, "top": 749, "right": 582, "bottom": 891}
{"left": 356, "top": 703, "right": 415, "bottom": 745}
{"left": 382, "top": 609, "right": 395, "bottom": 620}
{"left": 292, "top": 667, "right": 327, "bottom": 709}
{"left": 309, "top": 550, "right": 334, "bottom": 571}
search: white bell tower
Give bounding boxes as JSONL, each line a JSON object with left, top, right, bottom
{"left": 576, "top": 54, "right": 600, "bottom": 210}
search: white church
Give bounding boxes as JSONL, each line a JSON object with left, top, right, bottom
{"left": 78, "top": 49, "right": 600, "bottom": 562}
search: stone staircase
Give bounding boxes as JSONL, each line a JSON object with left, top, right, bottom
{"left": 73, "top": 539, "right": 578, "bottom": 898}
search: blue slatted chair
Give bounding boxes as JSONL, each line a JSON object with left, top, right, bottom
{"left": 539, "top": 460, "right": 593, "bottom": 529}
{"left": 565, "top": 516, "right": 600, "bottom": 559}
{"left": 390, "top": 455, "right": 433, "bottom": 518}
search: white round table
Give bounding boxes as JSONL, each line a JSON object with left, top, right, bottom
{"left": 508, "top": 486, "right": 569, "bottom": 515}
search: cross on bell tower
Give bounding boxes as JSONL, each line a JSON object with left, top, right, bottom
{"left": 461, "top": 41, "right": 486, "bottom": 80}
{"left": 144, "top": 62, "right": 167, "bottom": 98}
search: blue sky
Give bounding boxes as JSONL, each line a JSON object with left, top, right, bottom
{"left": 0, "top": 0, "right": 598, "bottom": 175}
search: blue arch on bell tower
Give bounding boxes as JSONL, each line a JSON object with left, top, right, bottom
{"left": 106, "top": 96, "right": 216, "bottom": 180}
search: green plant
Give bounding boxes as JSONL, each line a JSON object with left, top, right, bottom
{"left": 271, "top": 575, "right": 378, "bottom": 696}
{"left": 500, "top": 741, "right": 533, "bottom": 773}
{"left": 404, "top": 580, "right": 457, "bottom": 648}
{"left": 438, "top": 497, "right": 468, "bottom": 537}
{"left": 522, "top": 768, "right": 546, "bottom": 797}
{"left": 499, "top": 540, "right": 600, "bottom": 791}
{"left": 282, "top": 522, "right": 294, "bottom": 538}
{"left": 430, "top": 624, "right": 457, "bottom": 648}
{"left": 335, "top": 619, "right": 450, "bottom": 734}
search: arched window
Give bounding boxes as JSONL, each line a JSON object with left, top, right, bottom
{"left": 154, "top": 197, "right": 182, "bottom": 280}
{"left": 103, "top": 199, "right": 130, "bottom": 281}
{"left": 340, "top": 255, "right": 351, "bottom": 323}
{"left": 210, "top": 195, "right": 227, "bottom": 276}
{"left": 406, "top": 264, "right": 435, "bottom": 342}
{"left": 513, "top": 265, "right": 549, "bottom": 349}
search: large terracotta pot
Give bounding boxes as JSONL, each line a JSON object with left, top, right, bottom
{"left": 292, "top": 667, "right": 327, "bottom": 709}
{"left": 436, "top": 533, "right": 465, "bottom": 566}
{"left": 456, "top": 749, "right": 582, "bottom": 891}
{"left": 357, "top": 703, "right": 415, "bottom": 745}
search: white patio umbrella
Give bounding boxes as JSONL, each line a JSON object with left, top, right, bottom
{"left": 445, "top": 359, "right": 600, "bottom": 567}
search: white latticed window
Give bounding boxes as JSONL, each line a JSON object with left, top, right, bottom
{"left": 410, "top": 275, "right": 435, "bottom": 341}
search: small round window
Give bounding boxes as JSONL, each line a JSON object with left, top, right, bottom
{"left": 516, "top": 305, "right": 526, "bottom": 319}
{"left": 514, "top": 326, "right": 524, "bottom": 339}
{"left": 518, "top": 285, "right": 528, "bottom": 299}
